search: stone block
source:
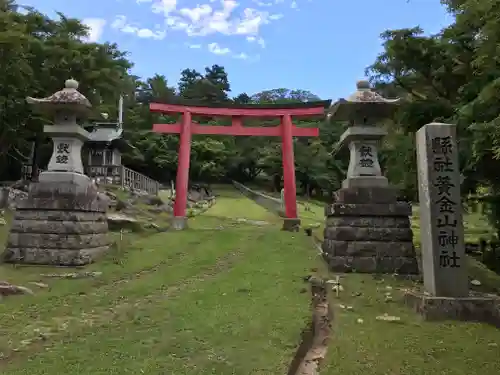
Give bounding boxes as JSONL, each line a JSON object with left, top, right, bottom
{"left": 282, "top": 218, "right": 301, "bottom": 232}
{"left": 323, "top": 227, "right": 413, "bottom": 242}
{"left": 325, "top": 216, "right": 411, "bottom": 228}
{"left": 404, "top": 290, "right": 500, "bottom": 327}
{"left": 171, "top": 216, "right": 188, "bottom": 230}
{"left": 18, "top": 198, "right": 106, "bottom": 212}
{"left": 333, "top": 186, "right": 398, "bottom": 204}
{"left": 29, "top": 179, "right": 97, "bottom": 196}
{"left": 323, "top": 254, "right": 419, "bottom": 274}
{"left": 19, "top": 180, "right": 107, "bottom": 212}
{"left": 10, "top": 220, "right": 108, "bottom": 235}
{"left": 322, "top": 240, "right": 416, "bottom": 257}
{"left": 3, "top": 246, "right": 109, "bottom": 266}
{"left": 341, "top": 176, "right": 389, "bottom": 188}
{"left": 7, "top": 232, "right": 109, "bottom": 250}
{"left": 38, "top": 171, "right": 91, "bottom": 186}
{"left": 13, "top": 210, "right": 106, "bottom": 222}
{"left": 325, "top": 202, "right": 412, "bottom": 217}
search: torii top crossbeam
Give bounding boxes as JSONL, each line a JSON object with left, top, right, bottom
{"left": 151, "top": 100, "right": 330, "bottom": 137}
{"left": 150, "top": 99, "right": 331, "bottom": 231}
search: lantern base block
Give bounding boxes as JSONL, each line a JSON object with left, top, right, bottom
{"left": 404, "top": 290, "right": 500, "bottom": 327}
{"left": 2, "top": 177, "right": 109, "bottom": 266}
{"left": 322, "top": 186, "right": 419, "bottom": 275}
{"left": 342, "top": 176, "right": 388, "bottom": 189}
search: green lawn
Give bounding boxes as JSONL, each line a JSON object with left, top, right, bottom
{"left": 253, "top": 190, "right": 500, "bottom": 374}
{"left": 0, "top": 187, "right": 321, "bottom": 374}
{"left": 326, "top": 272, "right": 500, "bottom": 375}
{"left": 0, "top": 186, "right": 499, "bottom": 375}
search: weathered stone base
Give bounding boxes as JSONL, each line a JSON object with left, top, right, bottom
{"left": 404, "top": 290, "right": 500, "bottom": 328}
{"left": 282, "top": 218, "right": 301, "bottom": 232}
{"left": 322, "top": 186, "right": 419, "bottom": 275}
{"left": 2, "top": 177, "right": 110, "bottom": 266}
{"left": 3, "top": 246, "right": 110, "bottom": 266}
{"left": 171, "top": 216, "right": 188, "bottom": 230}
{"left": 323, "top": 252, "right": 418, "bottom": 274}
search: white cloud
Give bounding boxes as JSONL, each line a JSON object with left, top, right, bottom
{"left": 252, "top": 0, "right": 273, "bottom": 6}
{"left": 269, "top": 13, "right": 283, "bottom": 20}
{"left": 291, "top": 1, "right": 298, "bottom": 9}
{"left": 82, "top": 18, "right": 107, "bottom": 42}
{"left": 111, "top": 15, "right": 166, "bottom": 39}
{"left": 208, "top": 42, "right": 231, "bottom": 55}
{"left": 233, "top": 52, "right": 248, "bottom": 59}
{"left": 246, "top": 35, "right": 266, "bottom": 48}
{"left": 179, "top": 4, "right": 213, "bottom": 22}
{"left": 151, "top": 0, "right": 178, "bottom": 16}
{"left": 111, "top": 0, "right": 287, "bottom": 44}
{"left": 188, "top": 42, "right": 253, "bottom": 60}
{"left": 124, "top": 0, "right": 281, "bottom": 39}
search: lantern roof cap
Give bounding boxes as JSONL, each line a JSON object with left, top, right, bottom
{"left": 26, "top": 78, "right": 92, "bottom": 116}
{"left": 327, "top": 80, "right": 400, "bottom": 122}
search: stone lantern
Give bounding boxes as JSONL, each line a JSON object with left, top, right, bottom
{"left": 3, "top": 79, "right": 110, "bottom": 266}
{"left": 322, "top": 80, "right": 419, "bottom": 275}
{"left": 329, "top": 79, "right": 400, "bottom": 188}
{"left": 31, "top": 79, "right": 91, "bottom": 181}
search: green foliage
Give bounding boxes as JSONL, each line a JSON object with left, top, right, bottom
{"left": 366, "top": 0, "right": 500, "bottom": 239}
{"left": 6, "top": 0, "right": 500, "bottom": 233}
{"left": 0, "top": 2, "right": 130, "bottom": 180}
{"left": 0, "top": 1, "right": 344, "bottom": 198}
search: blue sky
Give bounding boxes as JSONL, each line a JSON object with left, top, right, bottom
{"left": 22, "top": 0, "right": 453, "bottom": 100}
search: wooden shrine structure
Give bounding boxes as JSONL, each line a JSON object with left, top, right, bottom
{"left": 151, "top": 100, "right": 331, "bottom": 230}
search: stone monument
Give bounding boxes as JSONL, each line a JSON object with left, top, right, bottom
{"left": 322, "top": 80, "right": 419, "bottom": 274}
{"left": 405, "top": 122, "right": 500, "bottom": 325}
{"left": 2, "top": 79, "right": 110, "bottom": 266}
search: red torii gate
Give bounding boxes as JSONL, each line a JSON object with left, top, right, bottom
{"left": 150, "top": 100, "right": 330, "bottom": 230}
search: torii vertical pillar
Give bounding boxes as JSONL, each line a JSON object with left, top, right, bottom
{"left": 281, "top": 114, "right": 300, "bottom": 230}
{"left": 172, "top": 111, "right": 192, "bottom": 230}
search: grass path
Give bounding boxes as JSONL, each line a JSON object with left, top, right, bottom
{"left": 245, "top": 187, "right": 500, "bottom": 374}
{"left": 2, "top": 186, "right": 500, "bottom": 374}
{"left": 188, "top": 188, "right": 281, "bottom": 229}
{"left": 0, "top": 188, "right": 321, "bottom": 374}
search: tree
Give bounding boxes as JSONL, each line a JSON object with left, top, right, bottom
{"left": 0, "top": 2, "right": 131, "bottom": 180}
{"left": 365, "top": 0, "right": 500, "bottom": 234}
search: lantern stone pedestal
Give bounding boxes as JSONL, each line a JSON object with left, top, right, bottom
{"left": 2, "top": 79, "right": 110, "bottom": 266}
{"left": 322, "top": 80, "right": 419, "bottom": 275}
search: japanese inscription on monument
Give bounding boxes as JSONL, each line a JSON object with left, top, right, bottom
{"left": 432, "top": 136, "right": 460, "bottom": 268}
{"left": 416, "top": 123, "right": 467, "bottom": 297}
{"left": 55, "top": 142, "right": 70, "bottom": 164}
{"left": 358, "top": 145, "right": 374, "bottom": 168}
